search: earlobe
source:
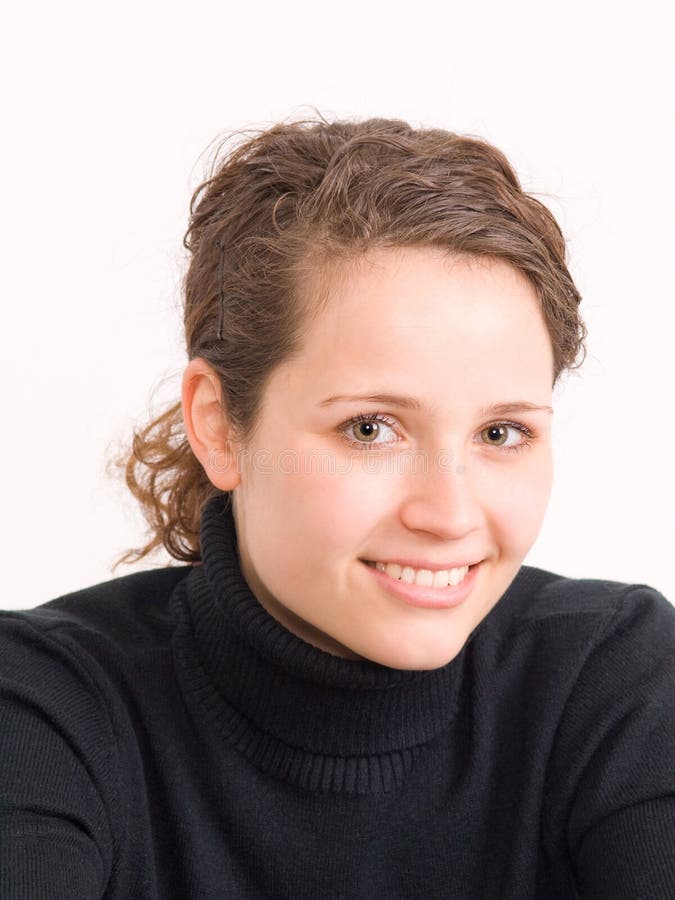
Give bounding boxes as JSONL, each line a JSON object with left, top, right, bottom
{"left": 181, "top": 358, "right": 242, "bottom": 492}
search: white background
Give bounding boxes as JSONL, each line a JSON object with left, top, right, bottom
{"left": 1, "top": 1, "right": 673, "bottom": 609}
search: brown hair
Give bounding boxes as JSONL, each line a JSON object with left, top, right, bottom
{"left": 110, "top": 112, "right": 586, "bottom": 569}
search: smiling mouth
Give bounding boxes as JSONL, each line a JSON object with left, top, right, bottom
{"left": 359, "top": 558, "right": 481, "bottom": 609}
{"left": 361, "top": 559, "right": 479, "bottom": 589}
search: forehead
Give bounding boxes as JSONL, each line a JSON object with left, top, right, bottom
{"left": 296, "top": 247, "right": 551, "bottom": 372}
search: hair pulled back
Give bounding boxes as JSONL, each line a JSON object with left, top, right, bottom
{"left": 113, "top": 113, "right": 586, "bottom": 568}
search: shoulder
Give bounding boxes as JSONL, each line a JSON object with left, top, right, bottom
{"left": 486, "top": 563, "right": 674, "bottom": 650}
{"left": 0, "top": 565, "right": 195, "bottom": 867}
{"left": 0, "top": 564, "right": 194, "bottom": 746}
{"left": 0, "top": 561, "right": 193, "bottom": 691}
{"left": 511, "top": 570, "right": 675, "bottom": 871}
{"left": 476, "top": 564, "right": 674, "bottom": 730}
{"left": 497, "top": 565, "right": 674, "bottom": 778}
{"left": 1, "top": 564, "right": 193, "bottom": 646}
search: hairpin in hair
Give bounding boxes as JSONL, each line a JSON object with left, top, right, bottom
{"left": 216, "top": 237, "right": 226, "bottom": 341}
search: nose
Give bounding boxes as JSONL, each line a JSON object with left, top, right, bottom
{"left": 398, "top": 452, "right": 483, "bottom": 540}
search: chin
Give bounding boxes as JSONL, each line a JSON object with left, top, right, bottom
{"left": 357, "top": 636, "right": 466, "bottom": 671}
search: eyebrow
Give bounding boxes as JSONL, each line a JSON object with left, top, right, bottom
{"left": 317, "top": 393, "right": 554, "bottom": 416}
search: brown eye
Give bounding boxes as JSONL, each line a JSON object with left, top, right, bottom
{"left": 354, "top": 421, "right": 379, "bottom": 442}
{"left": 482, "top": 425, "right": 508, "bottom": 447}
{"left": 478, "top": 421, "right": 535, "bottom": 455}
{"left": 340, "top": 412, "right": 399, "bottom": 449}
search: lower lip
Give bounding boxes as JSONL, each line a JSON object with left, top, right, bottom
{"left": 360, "top": 560, "right": 481, "bottom": 609}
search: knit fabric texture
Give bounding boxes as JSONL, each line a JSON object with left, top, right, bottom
{"left": 1, "top": 494, "right": 674, "bottom": 898}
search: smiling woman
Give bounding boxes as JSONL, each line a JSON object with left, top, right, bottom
{"left": 1, "top": 115, "right": 673, "bottom": 899}
{"left": 187, "top": 248, "right": 557, "bottom": 668}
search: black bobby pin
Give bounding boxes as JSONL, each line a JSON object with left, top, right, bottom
{"left": 216, "top": 238, "right": 226, "bottom": 341}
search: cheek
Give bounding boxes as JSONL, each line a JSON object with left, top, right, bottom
{"left": 486, "top": 457, "right": 553, "bottom": 551}
{"left": 292, "top": 467, "right": 381, "bottom": 545}
{"left": 246, "top": 473, "right": 373, "bottom": 603}
{"left": 245, "top": 455, "right": 378, "bottom": 562}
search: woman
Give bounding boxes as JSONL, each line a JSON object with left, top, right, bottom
{"left": 1, "top": 116, "right": 673, "bottom": 898}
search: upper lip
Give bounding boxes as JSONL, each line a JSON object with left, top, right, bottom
{"left": 363, "top": 558, "right": 481, "bottom": 572}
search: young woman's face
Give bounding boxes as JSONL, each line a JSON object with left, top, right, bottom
{"left": 231, "top": 247, "right": 554, "bottom": 669}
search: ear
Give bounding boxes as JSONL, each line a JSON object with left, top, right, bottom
{"left": 181, "top": 358, "right": 242, "bottom": 492}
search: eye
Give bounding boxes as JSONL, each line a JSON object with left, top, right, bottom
{"left": 478, "top": 421, "right": 535, "bottom": 454}
{"left": 339, "top": 412, "right": 400, "bottom": 448}
{"left": 338, "top": 413, "right": 536, "bottom": 454}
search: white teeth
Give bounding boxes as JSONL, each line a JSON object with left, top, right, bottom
{"left": 373, "top": 561, "right": 470, "bottom": 588}
{"left": 433, "top": 569, "right": 450, "bottom": 588}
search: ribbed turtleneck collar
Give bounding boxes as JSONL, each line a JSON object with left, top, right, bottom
{"left": 171, "top": 493, "right": 514, "bottom": 793}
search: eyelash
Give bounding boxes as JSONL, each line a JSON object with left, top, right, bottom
{"left": 338, "top": 411, "right": 536, "bottom": 455}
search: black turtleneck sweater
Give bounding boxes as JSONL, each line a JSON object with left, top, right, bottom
{"left": 1, "top": 495, "right": 674, "bottom": 899}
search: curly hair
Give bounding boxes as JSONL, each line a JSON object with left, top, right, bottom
{"left": 110, "top": 112, "right": 586, "bottom": 569}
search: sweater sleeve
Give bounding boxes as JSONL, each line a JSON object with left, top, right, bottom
{"left": 547, "top": 584, "right": 675, "bottom": 899}
{"left": 0, "top": 613, "right": 117, "bottom": 899}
